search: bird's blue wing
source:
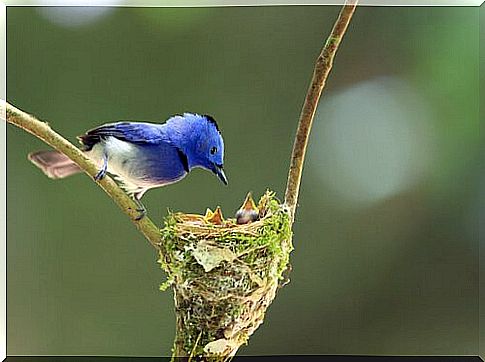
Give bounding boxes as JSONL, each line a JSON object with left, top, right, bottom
{"left": 78, "top": 122, "right": 166, "bottom": 150}
{"left": 78, "top": 121, "right": 190, "bottom": 172}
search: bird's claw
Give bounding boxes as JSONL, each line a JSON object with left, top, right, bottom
{"left": 94, "top": 169, "right": 106, "bottom": 181}
{"left": 132, "top": 198, "right": 147, "bottom": 221}
{"left": 94, "top": 154, "right": 108, "bottom": 182}
{"left": 134, "top": 207, "right": 147, "bottom": 221}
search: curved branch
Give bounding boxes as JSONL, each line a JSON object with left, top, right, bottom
{"left": 1, "top": 101, "right": 161, "bottom": 250}
{"left": 284, "top": 1, "right": 358, "bottom": 219}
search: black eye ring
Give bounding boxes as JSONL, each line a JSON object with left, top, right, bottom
{"left": 210, "top": 146, "right": 217, "bottom": 155}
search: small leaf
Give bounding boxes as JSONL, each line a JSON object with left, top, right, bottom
{"left": 192, "top": 241, "right": 237, "bottom": 272}
{"left": 204, "top": 338, "right": 237, "bottom": 355}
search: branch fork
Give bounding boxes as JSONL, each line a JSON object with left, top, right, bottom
{"left": 2, "top": 1, "right": 357, "bottom": 358}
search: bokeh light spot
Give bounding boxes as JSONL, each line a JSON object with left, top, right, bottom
{"left": 309, "top": 77, "right": 436, "bottom": 208}
{"left": 36, "top": 4, "right": 119, "bottom": 28}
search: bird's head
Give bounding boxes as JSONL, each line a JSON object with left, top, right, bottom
{"left": 193, "top": 114, "right": 227, "bottom": 185}
{"left": 166, "top": 113, "right": 227, "bottom": 185}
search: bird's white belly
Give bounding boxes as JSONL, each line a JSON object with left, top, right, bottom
{"left": 88, "top": 137, "right": 155, "bottom": 195}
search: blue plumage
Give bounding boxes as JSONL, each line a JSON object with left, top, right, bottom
{"left": 28, "top": 113, "right": 227, "bottom": 211}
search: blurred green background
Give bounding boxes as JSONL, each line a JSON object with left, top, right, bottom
{"left": 7, "top": 5, "right": 480, "bottom": 356}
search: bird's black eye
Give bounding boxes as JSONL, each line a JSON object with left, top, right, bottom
{"left": 210, "top": 146, "right": 217, "bottom": 155}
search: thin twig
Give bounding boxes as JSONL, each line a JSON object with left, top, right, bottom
{"left": 1, "top": 101, "right": 161, "bottom": 249}
{"left": 188, "top": 331, "right": 202, "bottom": 362}
{"left": 284, "top": 1, "right": 358, "bottom": 220}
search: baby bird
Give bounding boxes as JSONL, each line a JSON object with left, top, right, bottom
{"left": 235, "top": 192, "right": 259, "bottom": 225}
{"left": 28, "top": 113, "right": 227, "bottom": 218}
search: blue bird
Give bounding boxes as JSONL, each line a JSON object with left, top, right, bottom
{"left": 28, "top": 113, "right": 227, "bottom": 218}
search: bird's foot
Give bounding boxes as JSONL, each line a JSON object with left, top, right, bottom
{"left": 135, "top": 207, "right": 147, "bottom": 221}
{"left": 133, "top": 199, "right": 147, "bottom": 221}
{"left": 94, "top": 168, "right": 106, "bottom": 181}
{"left": 94, "top": 154, "right": 108, "bottom": 181}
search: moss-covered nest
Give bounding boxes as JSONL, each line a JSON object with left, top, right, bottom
{"left": 158, "top": 190, "right": 293, "bottom": 360}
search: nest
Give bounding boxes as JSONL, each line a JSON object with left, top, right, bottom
{"left": 158, "top": 190, "right": 293, "bottom": 360}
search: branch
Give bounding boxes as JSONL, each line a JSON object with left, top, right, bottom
{"left": 284, "top": 1, "right": 358, "bottom": 219}
{"left": 1, "top": 101, "right": 161, "bottom": 250}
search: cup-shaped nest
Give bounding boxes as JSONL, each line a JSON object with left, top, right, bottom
{"left": 158, "top": 190, "right": 293, "bottom": 359}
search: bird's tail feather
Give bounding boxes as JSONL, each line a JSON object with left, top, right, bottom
{"left": 28, "top": 150, "right": 82, "bottom": 179}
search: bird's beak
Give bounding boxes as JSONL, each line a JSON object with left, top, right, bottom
{"left": 214, "top": 164, "right": 228, "bottom": 185}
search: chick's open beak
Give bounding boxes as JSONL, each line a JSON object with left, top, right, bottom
{"left": 214, "top": 164, "right": 228, "bottom": 185}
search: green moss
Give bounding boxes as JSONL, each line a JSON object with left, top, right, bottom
{"left": 158, "top": 190, "right": 293, "bottom": 360}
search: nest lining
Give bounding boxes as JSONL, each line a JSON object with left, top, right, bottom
{"left": 158, "top": 191, "right": 293, "bottom": 358}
